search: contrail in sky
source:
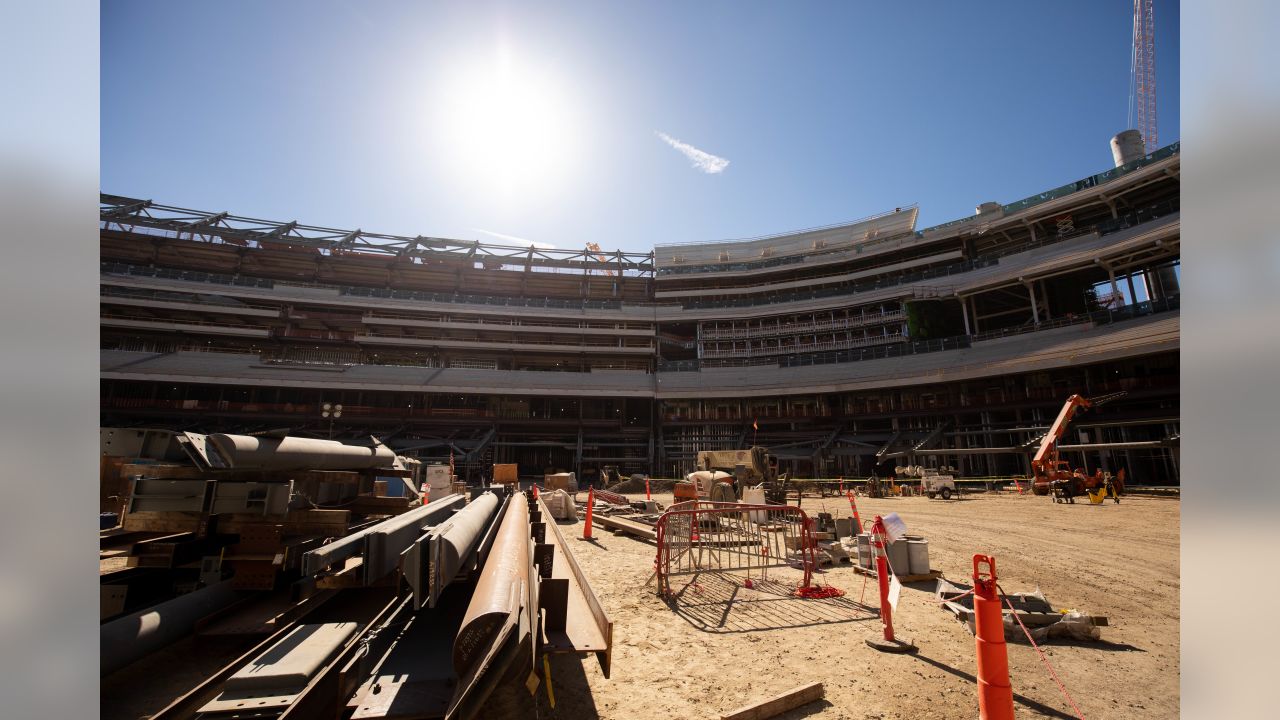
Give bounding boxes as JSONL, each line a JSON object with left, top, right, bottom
{"left": 471, "top": 228, "right": 557, "bottom": 249}
{"left": 655, "top": 131, "right": 730, "bottom": 174}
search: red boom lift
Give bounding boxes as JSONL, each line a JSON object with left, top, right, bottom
{"left": 1030, "top": 392, "right": 1127, "bottom": 502}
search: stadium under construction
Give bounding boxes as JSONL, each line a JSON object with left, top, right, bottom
{"left": 100, "top": 137, "right": 1180, "bottom": 489}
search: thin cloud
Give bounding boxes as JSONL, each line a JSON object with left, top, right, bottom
{"left": 656, "top": 131, "right": 730, "bottom": 174}
{"left": 471, "top": 227, "right": 557, "bottom": 249}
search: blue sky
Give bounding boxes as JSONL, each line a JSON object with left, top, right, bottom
{"left": 101, "top": 1, "right": 1179, "bottom": 254}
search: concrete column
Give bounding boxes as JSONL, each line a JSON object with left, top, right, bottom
{"left": 1026, "top": 281, "right": 1039, "bottom": 324}
{"left": 1108, "top": 267, "right": 1120, "bottom": 303}
{"left": 960, "top": 296, "right": 971, "bottom": 335}
{"left": 969, "top": 296, "right": 981, "bottom": 332}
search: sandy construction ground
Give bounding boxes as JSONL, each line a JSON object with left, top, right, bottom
{"left": 546, "top": 491, "right": 1179, "bottom": 720}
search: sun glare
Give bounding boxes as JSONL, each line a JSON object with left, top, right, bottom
{"left": 430, "top": 46, "right": 581, "bottom": 204}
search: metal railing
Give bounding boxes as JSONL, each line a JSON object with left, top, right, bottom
{"left": 699, "top": 308, "right": 906, "bottom": 340}
{"left": 701, "top": 332, "right": 905, "bottom": 359}
{"left": 679, "top": 257, "right": 998, "bottom": 310}
{"left": 101, "top": 260, "right": 628, "bottom": 311}
{"left": 970, "top": 295, "right": 1181, "bottom": 343}
{"left": 779, "top": 335, "right": 971, "bottom": 368}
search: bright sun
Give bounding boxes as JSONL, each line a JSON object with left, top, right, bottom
{"left": 430, "top": 46, "right": 581, "bottom": 204}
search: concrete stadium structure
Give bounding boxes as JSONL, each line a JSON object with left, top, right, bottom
{"left": 100, "top": 142, "right": 1180, "bottom": 485}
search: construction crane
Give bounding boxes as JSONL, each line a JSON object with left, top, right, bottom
{"left": 1130, "top": 0, "right": 1158, "bottom": 153}
{"left": 1030, "top": 392, "right": 1127, "bottom": 502}
{"left": 585, "top": 242, "right": 616, "bottom": 277}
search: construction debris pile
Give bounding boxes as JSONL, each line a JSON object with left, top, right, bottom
{"left": 936, "top": 577, "right": 1108, "bottom": 643}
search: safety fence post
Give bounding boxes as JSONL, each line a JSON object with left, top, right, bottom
{"left": 865, "top": 515, "right": 917, "bottom": 653}
{"left": 973, "top": 554, "right": 1015, "bottom": 720}
{"left": 874, "top": 517, "right": 893, "bottom": 640}
{"left": 582, "top": 486, "right": 594, "bottom": 540}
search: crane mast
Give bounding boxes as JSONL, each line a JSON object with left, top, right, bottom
{"left": 1130, "top": 0, "right": 1158, "bottom": 153}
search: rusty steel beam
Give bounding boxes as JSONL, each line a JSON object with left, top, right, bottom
{"left": 537, "top": 496, "right": 614, "bottom": 678}
{"left": 452, "top": 497, "right": 532, "bottom": 677}
{"left": 446, "top": 495, "right": 537, "bottom": 720}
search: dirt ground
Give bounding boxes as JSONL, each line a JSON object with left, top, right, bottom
{"left": 547, "top": 490, "right": 1179, "bottom": 720}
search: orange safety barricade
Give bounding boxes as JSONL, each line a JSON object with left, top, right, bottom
{"left": 654, "top": 501, "right": 816, "bottom": 597}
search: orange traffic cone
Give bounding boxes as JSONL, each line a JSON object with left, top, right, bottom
{"left": 973, "top": 555, "right": 1014, "bottom": 719}
{"left": 846, "top": 490, "right": 863, "bottom": 532}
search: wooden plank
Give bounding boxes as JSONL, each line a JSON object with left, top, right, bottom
{"left": 344, "top": 495, "right": 411, "bottom": 516}
{"left": 120, "top": 510, "right": 201, "bottom": 533}
{"left": 591, "top": 513, "right": 657, "bottom": 541}
{"left": 217, "top": 509, "right": 350, "bottom": 535}
{"left": 315, "top": 557, "right": 365, "bottom": 589}
{"left": 721, "top": 682, "right": 825, "bottom": 720}
{"left": 118, "top": 462, "right": 206, "bottom": 479}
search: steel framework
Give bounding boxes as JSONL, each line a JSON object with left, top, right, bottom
{"left": 99, "top": 194, "right": 655, "bottom": 276}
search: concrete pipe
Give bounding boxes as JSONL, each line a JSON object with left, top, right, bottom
{"left": 207, "top": 434, "right": 395, "bottom": 471}
{"left": 453, "top": 498, "right": 530, "bottom": 677}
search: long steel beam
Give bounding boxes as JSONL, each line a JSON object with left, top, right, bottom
{"left": 208, "top": 433, "right": 396, "bottom": 471}
{"left": 403, "top": 491, "right": 502, "bottom": 610}
{"left": 300, "top": 494, "right": 465, "bottom": 579}
{"left": 101, "top": 580, "right": 241, "bottom": 676}
{"left": 446, "top": 495, "right": 536, "bottom": 720}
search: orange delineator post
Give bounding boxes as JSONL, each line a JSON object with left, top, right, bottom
{"left": 872, "top": 516, "right": 895, "bottom": 641}
{"left": 582, "top": 486, "right": 594, "bottom": 540}
{"left": 846, "top": 490, "right": 863, "bottom": 532}
{"left": 973, "top": 554, "right": 1015, "bottom": 720}
{"left": 645, "top": 477, "right": 651, "bottom": 500}
{"left": 839, "top": 477, "right": 844, "bottom": 494}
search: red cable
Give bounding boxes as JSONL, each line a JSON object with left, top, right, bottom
{"left": 997, "top": 583, "right": 1086, "bottom": 720}
{"left": 794, "top": 584, "right": 845, "bottom": 599}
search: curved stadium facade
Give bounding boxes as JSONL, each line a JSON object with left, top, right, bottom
{"left": 100, "top": 142, "right": 1180, "bottom": 485}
